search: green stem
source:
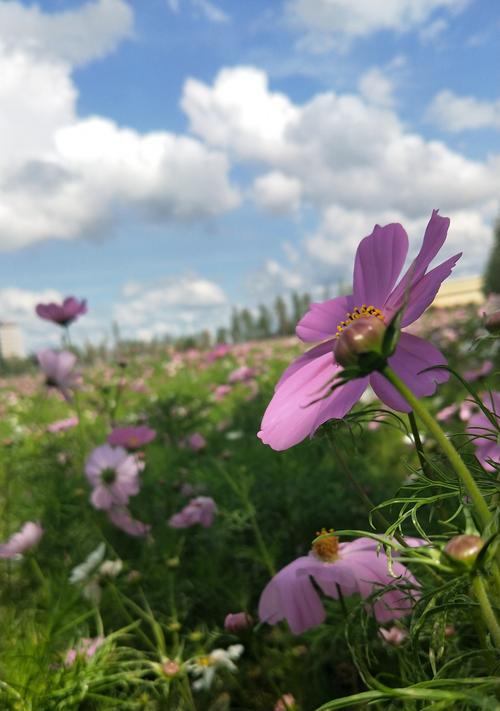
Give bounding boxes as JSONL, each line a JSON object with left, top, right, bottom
{"left": 407, "top": 411, "right": 430, "bottom": 478}
{"left": 471, "top": 575, "right": 500, "bottom": 648}
{"left": 382, "top": 367, "right": 492, "bottom": 530}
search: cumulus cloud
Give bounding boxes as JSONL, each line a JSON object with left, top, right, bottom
{"left": 285, "top": 0, "right": 468, "bottom": 52}
{"left": 0, "top": 0, "right": 133, "bottom": 66}
{"left": 426, "top": 90, "right": 500, "bottom": 132}
{"left": 357, "top": 67, "right": 395, "bottom": 108}
{"left": 182, "top": 65, "right": 500, "bottom": 275}
{"left": 113, "top": 276, "right": 229, "bottom": 340}
{"left": 167, "top": 0, "right": 229, "bottom": 23}
{"left": 253, "top": 171, "right": 302, "bottom": 214}
{"left": 0, "top": 1, "right": 239, "bottom": 251}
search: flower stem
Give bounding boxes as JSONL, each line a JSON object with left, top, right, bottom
{"left": 382, "top": 367, "right": 492, "bottom": 530}
{"left": 471, "top": 574, "right": 500, "bottom": 648}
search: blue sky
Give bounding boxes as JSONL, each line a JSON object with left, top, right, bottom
{"left": 1, "top": 0, "right": 500, "bottom": 350}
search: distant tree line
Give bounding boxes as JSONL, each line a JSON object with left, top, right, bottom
{"left": 483, "top": 217, "right": 500, "bottom": 296}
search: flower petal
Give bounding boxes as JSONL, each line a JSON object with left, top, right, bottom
{"left": 369, "top": 333, "right": 449, "bottom": 411}
{"left": 398, "top": 254, "right": 461, "bottom": 326}
{"left": 296, "top": 295, "right": 354, "bottom": 342}
{"left": 258, "top": 350, "right": 367, "bottom": 451}
{"left": 385, "top": 210, "right": 451, "bottom": 315}
{"left": 258, "top": 557, "right": 326, "bottom": 634}
{"left": 353, "top": 223, "right": 409, "bottom": 306}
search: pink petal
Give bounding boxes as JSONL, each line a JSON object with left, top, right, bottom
{"left": 369, "top": 333, "right": 449, "bottom": 411}
{"left": 258, "top": 350, "right": 367, "bottom": 451}
{"left": 385, "top": 210, "right": 451, "bottom": 314}
{"left": 353, "top": 223, "right": 409, "bottom": 307}
{"left": 296, "top": 295, "right": 354, "bottom": 343}
{"left": 398, "top": 254, "right": 461, "bottom": 327}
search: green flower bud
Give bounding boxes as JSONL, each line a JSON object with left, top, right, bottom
{"left": 444, "top": 534, "right": 484, "bottom": 566}
{"left": 334, "top": 316, "right": 386, "bottom": 368}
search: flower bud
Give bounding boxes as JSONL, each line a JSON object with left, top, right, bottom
{"left": 224, "top": 612, "right": 252, "bottom": 633}
{"left": 274, "top": 694, "right": 296, "bottom": 711}
{"left": 444, "top": 534, "right": 484, "bottom": 566}
{"left": 484, "top": 310, "right": 500, "bottom": 335}
{"left": 334, "top": 317, "right": 386, "bottom": 368}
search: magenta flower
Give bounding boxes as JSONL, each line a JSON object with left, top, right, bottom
{"left": 224, "top": 612, "right": 252, "bottom": 633}
{"left": 65, "top": 636, "right": 104, "bottom": 666}
{"left": 107, "top": 426, "right": 156, "bottom": 449}
{"left": 259, "top": 211, "right": 460, "bottom": 450}
{"left": 85, "top": 444, "right": 140, "bottom": 511}
{"left": 168, "top": 496, "right": 217, "bottom": 528}
{"left": 36, "top": 296, "right": 87, "bottom": 326}
{"left": 107, "top": 507, "right": 151, "bottom": 537}
{"left": 47, "top": 416, "right": 79, "bottom": 433}
{"left": 0, "top": 522, "right": 43, "bottom": 558}
{"left": 259, "top": 535, "right": 421, "bottom": 635}
{"left": 206, "top": 344, "right": 231, "bottom": 363}
{"left": 37, "top": 349, "right": 80, "bottom": 400}
{"left": 467, "top": 392, "right": 499, "bottom": 472}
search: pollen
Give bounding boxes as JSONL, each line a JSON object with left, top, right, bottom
{"left": 312, "top": 528, "right": 340, "bottom": 562}
{"left": 335, "top": 305, "right": 384, "bottom": 338}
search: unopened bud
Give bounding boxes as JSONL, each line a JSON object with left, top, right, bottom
{"left": 484, "top": 310, "right": 500, "bottom": 335}
{"left": 334, "top": 317, "right": 386, "bottom": 368}
{"left": 224, "top": 612, "right": 252, "bottom": 633}
{"left": 444, "top": 534, "right": 484, "bottom": 565}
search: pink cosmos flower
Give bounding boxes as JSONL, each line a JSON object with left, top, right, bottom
{"left": 259, "top": 536, "right": 421, "bottom": 635}
{"left": 259, "top": 211, "right": 460, "bottom": 450}
{"left": 65, "top": 636, "right": 104, "bottom": 666}
{"left": 47, "top": 416, "right": 79, "bottom": 433}
{"left": 107, "top": 426, "right": 156, "bottom": 449}
{"left": 436, "top": 404, "right": 458, "bottom": 422}
{"left": 85, "top": 444, "right": 140, "bottom": 510}
{"left": 463, "top": 360, "right": 493, "bottom": 382}
{"left": 182, "top": 432, "right": 206, "bottom": 452}
{"left": 107, "top": 507, "right": 151, "bottom": 537}
{"left": 37, "top": 349, "right": 80, "bottom": 400}
{"left": 0, "top": 522, "right": 43, "bottom": 558}
{"left": 206, "top": 344, "right": 231, "bottom": 363}
{"left": 228, "top": 366, "right": 257, "bottom": 384}
{"left": 213, "top": 384, "right": 232, "bottom": 401}
{"left": 379, "top": 626, "right": 408, "bottom": 645}
{"left": 224, "top": 612, "right": 252, "bottom": 633}
{"left": 36, "top": 296, "right": 87, "bottom": 326}
{"left": 467, "top": 392, "right": 499, "bottom": 472}
{"left": 168, "top": 496, "right": 217, "bottom": 528}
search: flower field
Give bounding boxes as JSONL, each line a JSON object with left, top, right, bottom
{"left": 1, "top": 220, "right": 499, "bottom": 710}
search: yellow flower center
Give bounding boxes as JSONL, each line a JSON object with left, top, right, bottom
{"left": 335, "top": 305, "right": 384, "bottom": 338}
{"left": 312, "top": 528, "right": 340, "bottom": 562}
{"left": 198, "top": 656, "right": 212, "bottom": 667}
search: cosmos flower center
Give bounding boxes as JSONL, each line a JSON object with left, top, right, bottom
{"left": 312, "top": 528, "right": 340, "bottom": 562}
{"left": 101, "top": 467, "right": 117, "bottom": 485}
{"left": 335, "top": 304, "right": 384, "bottom": 338}
{"left": 129, "top": 436, "right": 139, "bottom": 447}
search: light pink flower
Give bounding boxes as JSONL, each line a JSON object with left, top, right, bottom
{"left": 0, "top": 522, "right": 43, "bottom": 558}
{"left": 85, "top": 444, "right": 140, "bottom": 511}
{"left": 36, "top": 296, "right": 87, "bottom": 327}
{"left": 213, "top": 384, "right": 232, "bottom": 401}
{"left": 224, "top": 612, "right": 252, "bottom": 633}
{"left": 436, "top": 404, "right": 458, "bottom": 422}
{"left": 259, "top": 211, "right": 459, "bottom": 451}
{"left": 107, "top": 426, "right": 156, "bottom": 449}
{"left": 467, "top": 392, "right": 499, "bottom": 472}
{"left": 274, "top": 694, "right": 296, "bottom": 711}
{"left": 206, "top": 344, "right": 231, "bottom": 363}
{"left": 259, "top": 536, "right": 421, "bottom": 635}
{"left": 168, "top": 496, "right": 217, "bottom": 529}
{"left": 47, "top": 416, "right": 79, "bottom": 433}
{"left": 183, "top": 433, "right": 206, "bottom": 452}
{"left": 65, "top": 636, "right": 104, "bottom": 666}
{"left": 463, "top": 360, "right": 493, "bottom": 382}
{"left": 379, "top": 626, "right": 408, "bottom": 645}
{"left": 107, "top": 507, "right": 151, "bottom": 537}
{"left": 37, "top": 349, "right": 80, "bottom": 400}
{"left": 228, "top": 366, "right": 257, "bottom": 384}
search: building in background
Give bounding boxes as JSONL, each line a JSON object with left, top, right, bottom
{"left": 434, "top": 275, "right": 484, "bottom": 308}
{"left": 0, "top": 322, "right": 26, "bottom": 359}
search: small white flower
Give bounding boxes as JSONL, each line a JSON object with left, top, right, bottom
{"left": 70, "top": 543, "right": 106, "bottom": 584}
{"left": 99, "top": 559, "right": 123, "bottom": 578}
{"left": 188, "top": 645, "right": 244, "bottom": 692}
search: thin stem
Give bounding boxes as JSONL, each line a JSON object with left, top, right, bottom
{"left": 382, "top": 367, "right": 492, "bottom": 530}
{"left": 407, "top": 411, "right": 431, "bottom": 478}
{"left": 471, "top": 575, "right": 500, "bottom": 648}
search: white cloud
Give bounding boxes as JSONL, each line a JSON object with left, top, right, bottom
{"left": 285, "top": 0, "right": 467, "bottom": 51}
{"left": 253, "top": 171, "right": 302, "bottom": 214}
{"left": 113, "top": 276, "right": 229, "bottom": 340}
{"left": 182, "top": 65, "right": 500, "bottom": 275}
{"left": 0, "top": 287, "right": 63, "bottom": 352}
{"left": 167, "top": 0, "right": 229, "bottom": 23}
{"left": 358, "top": 67, "right": 395, "bottom": 108}
{"left": 0, "top": 0, "right": 133, "bottom": 67}
{"left": 426, "top": 90, "right": 500, "bottom": 132}
{"left": 0, "top": 2, "right": 240, "bottom": 251}
{"left": 419, "top": 17, "right": 448, "bottom": 42}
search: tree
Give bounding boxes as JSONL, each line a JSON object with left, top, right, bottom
{"left": 484, "top": 217, "right": 500, "bottom": 295}
{"left": 240, "top": 308, "right": 256, "bottom": 341}
{"left": 256, "top": 304, "right": 272, "bottom": 339}
{"left": 230, "top": 308, "right": 242, "bottom": 343}
{"left": 274, "top": 296, "right": 290, "bottom": 336}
